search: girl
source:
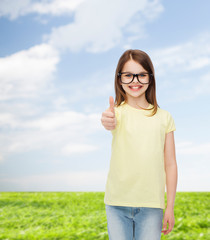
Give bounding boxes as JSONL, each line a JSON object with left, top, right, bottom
{"left": 101, "top": 49, "right": 177, "bottom": 240}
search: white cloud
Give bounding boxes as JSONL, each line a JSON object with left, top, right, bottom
{"left": 0, "top": 43, "right": 59, "bottom": 100}
{"left": 177, "top": 171, "right": 210, "bottom": 191}
{"left": 24, "top": 111, "right": 88, "bottom": 131}
{"left": 192, "top": 71, "right": 210, "bottom": 95}
{"left": 0, "top": 113, "right": 16, "bottom": 128}
{"left": 30, "top": 0, "right": 86, "bottom": 16}
{"left": 0, "top": 154, "right": 3, "bottom": 163}
{"left": 0, "top": 0, "right": 30, "bottom": 20}
{"left": 52, "top": 96, "right": 68, "bottom": 110}
{"left": 61, "top": 144, "right": 98, "bottom": 155}
{"left": 1, "top": 111, "right": 101, "bottom": 132}
{"left": 150, "top": 31, "right": 210, "bottom": 102}
{"left": 175, "top": 140, "right": 210, "bottom": 191}
{"left": 46, "top": 0, "right": 164, "bottom": 53}
{"left": 177, "top": 141, "right": 210, "bottom": 155}
{"left": 141, "top": 0, "right": 164, "bottom": 21}
{"left": 59, "top": 68, "right": 114, "bottom": 104}
{"left": 176, "top": 141, "right": 193, "bottom": 148}
{"left": 0, "top": 109, "right": 102, "bottom": 159}
{"left": 0, "top": 0, "right": 86, "bottom": 20}
{"left": 152, "top": 31, "right": 210, "bottom": 76}
{"left": 0, "top": 170, "right": 107, "bottom": 191}
{"left": 0, "top": 0, "right": 164, "bottom": 53}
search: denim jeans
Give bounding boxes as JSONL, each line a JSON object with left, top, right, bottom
{"left": 105, "top": 204, "right": 163, "bottom": 240}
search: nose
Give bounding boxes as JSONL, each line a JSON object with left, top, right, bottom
{"left": 133, "top": 74, "right": 139, "bottom": 83}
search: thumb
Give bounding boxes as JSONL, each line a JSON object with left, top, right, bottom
{"left": 109, "top": 96, "right": 115, "bottom": 115}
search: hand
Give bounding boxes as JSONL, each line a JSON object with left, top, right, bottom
{"left": 161, "top": 207, "right": 175, "bottom": 235}
{"left": 101, "top": 96, "right": 117, "bottom": 131}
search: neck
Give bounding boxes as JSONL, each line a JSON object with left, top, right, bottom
{"left": 126, "top": 95, "right": 149, "bottom": 109}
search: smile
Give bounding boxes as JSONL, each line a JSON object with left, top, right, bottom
{"left": 129, "top": 86, "right": 142, "bottom": 91}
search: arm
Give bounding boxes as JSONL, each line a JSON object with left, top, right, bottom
{"left": 162, "top": 131, "right": 177, "bottom": 235}
{"left": 164, "top": 131, "right": 177, "bottom": 209}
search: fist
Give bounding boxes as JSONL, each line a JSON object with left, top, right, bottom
{"left": 101, "top": 96, "right": 117, "bottom": 131}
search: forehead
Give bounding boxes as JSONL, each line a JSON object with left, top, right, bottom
{"left": 122, "top": 59, "right": 146, "bottom": 72}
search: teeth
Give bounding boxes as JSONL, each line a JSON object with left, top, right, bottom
{"left": 130, "top": 86, "right": 141, "bottom": 89}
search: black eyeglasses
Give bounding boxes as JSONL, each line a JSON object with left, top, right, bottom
{"left": 118, "top": 72, "right": 153, "bottom": 84}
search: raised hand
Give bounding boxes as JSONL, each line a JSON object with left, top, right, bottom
{"left": 101, "top": 96, "right": 117, "bottom": 131}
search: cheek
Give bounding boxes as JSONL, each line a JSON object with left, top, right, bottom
{"left": 120, "top": 84, "right": 126, "bottom": 92}
{"left": 144, "top": 85, "right": 149, "bottom": 91}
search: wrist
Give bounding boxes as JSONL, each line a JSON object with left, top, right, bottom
{"left": 166, "top": 205, "right": 174, "bottom": 210}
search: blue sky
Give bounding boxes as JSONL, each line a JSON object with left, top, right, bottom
{"left": 0, "top": 0, "right": 209, "bottom": 192}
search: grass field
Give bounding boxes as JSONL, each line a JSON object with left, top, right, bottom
{"left": 0, "top": 192, "right": 209, "bottom": 239}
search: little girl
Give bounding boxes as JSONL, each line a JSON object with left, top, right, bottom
{"left": 101, "top": 49, "right": 177, "bottom": 240}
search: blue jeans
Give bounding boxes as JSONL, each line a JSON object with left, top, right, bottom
{"left": 105, "top": 204, "right": 163, "bottom": 240}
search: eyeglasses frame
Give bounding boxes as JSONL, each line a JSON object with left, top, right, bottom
{"left": 117, "top": 72, "right": 153, "bottom": 84}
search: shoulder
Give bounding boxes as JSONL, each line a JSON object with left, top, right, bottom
{"left": 112, "top": 101, "right": 126, "bottom": 123}
{"left": 114, "top": 101, "right": 126, "bottom": 112}
{"left": 158, "top": 106, "right": 176, "bottom": 133}
{"left": 157, "top": 106, "right": 175, "bottom": 125}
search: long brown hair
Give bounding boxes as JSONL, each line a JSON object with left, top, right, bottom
{"left": 114, "top": 49, "right": 159, "bottom": 116}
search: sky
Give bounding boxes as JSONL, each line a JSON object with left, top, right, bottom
{"left": 0, "top": 0, "right": 210, "bottom": 192}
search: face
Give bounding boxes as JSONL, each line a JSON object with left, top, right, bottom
{"left": 120, "top": 59, "right": 150, "bottom": 102}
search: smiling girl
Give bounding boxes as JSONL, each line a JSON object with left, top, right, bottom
{"left": 101, "top": 49, "right": 177, "bottom": 240}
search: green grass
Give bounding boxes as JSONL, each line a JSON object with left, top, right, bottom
{"left": 0, "top": 192, "right": 209, "bottom": 239}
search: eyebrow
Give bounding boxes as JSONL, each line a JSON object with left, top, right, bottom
{"left": 122, "top": 71, "right": 148, "bottom": 74}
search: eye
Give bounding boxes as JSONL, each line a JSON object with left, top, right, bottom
{"left": 125, "top": 74, "right": 132, "bottom": 77}
{"left": 139, "top": 73, "right": 147, "bottom": 77}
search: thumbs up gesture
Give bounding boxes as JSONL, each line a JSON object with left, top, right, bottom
{"left": 101, "top": 96, "right": 117, "bottom": 131}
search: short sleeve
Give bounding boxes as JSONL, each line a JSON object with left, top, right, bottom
{"left": 111, "top": 106, "right": 120, "bottom": 135}
{"left": 165, "top": 112, "right": 176, "bottom": 134}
